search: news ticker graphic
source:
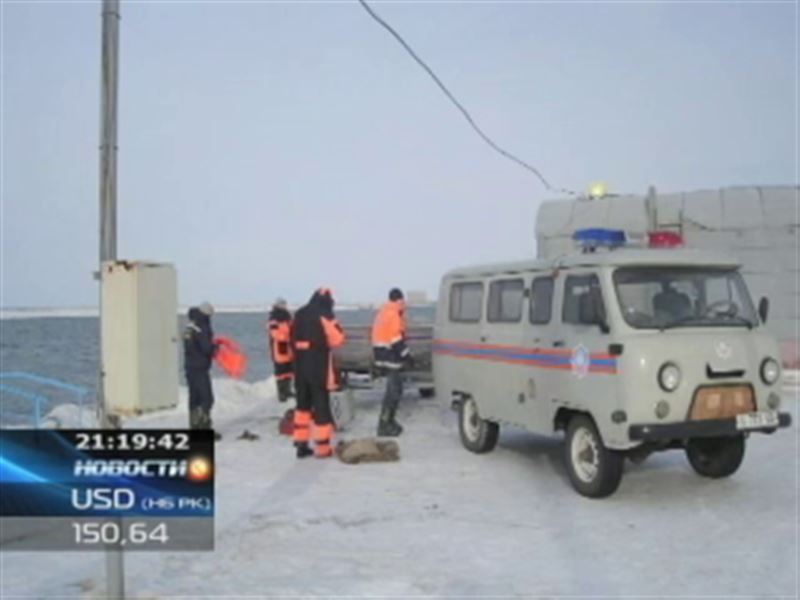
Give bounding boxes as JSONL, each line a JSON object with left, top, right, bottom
{"left": 0, "top": 429, "right": 214, "bottom": 551}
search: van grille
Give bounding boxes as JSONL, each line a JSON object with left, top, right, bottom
{"left": 688, "top": 385, "right": 755, "bottom": 420}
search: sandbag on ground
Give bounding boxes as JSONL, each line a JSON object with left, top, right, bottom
{"left": 336, "top": 438, "right": 400, "bottom": 464}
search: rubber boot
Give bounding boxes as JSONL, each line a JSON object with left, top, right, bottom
{"left": 295, "top": 442, "right": 314, "bottom": 459}
{"left": 377, "top": 407, "right": 403, "bottom": 437}
{"left": 277, "top": 378, "right": 293, "bottom": 403}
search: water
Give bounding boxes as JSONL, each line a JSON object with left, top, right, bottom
{"left": 0, "top": 306, "right": 435, "bottom": 425}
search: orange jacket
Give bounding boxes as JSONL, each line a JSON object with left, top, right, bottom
{"left": 372, "top": 300, "right": 410, "bottom": 370}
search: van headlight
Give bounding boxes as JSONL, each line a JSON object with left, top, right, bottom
{"left": 760, "top": 358, "right": 780, "bottom": 386}
{"left": 658, "top": 363, "right": 681, "bottom": 392}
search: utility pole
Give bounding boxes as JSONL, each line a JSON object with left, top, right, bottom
{"left": 98, "top": 0, "right": 124, "bottom": 597}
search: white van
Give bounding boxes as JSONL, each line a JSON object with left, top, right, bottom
{"left": 433, "top": 231, "right": 791, "bottom": 497}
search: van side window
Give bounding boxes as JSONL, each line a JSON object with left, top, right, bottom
{"left": 449, "top": 282, "right": 484, "bottom": 323}
{"left": 563, "top": 274, "right": 602, "bottom": 324}
{"left": 530, "top": 277, "right": 554, "bottom": 324}
{"left": 487, "top": 279, "right": 524, "bottom": 323}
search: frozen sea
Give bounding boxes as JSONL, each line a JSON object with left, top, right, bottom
{"left": 0, "top": 306, "right": 435, "bottom": 426}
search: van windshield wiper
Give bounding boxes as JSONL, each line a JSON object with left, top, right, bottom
{"left": 659, "top": 314, "right": 754, "bottom": 331}
{"left": 659, "top": 315, "right": 702, "bottom": 331}
{"left": 716, "top": 315, "right": 754, "bottom": 329}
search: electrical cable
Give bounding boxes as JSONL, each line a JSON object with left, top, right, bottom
{"left": 357, "top": 0, "right": 575, "bottom": 194}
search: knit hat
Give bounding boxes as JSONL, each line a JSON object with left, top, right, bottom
{"left": 198, "top": 302, "right": 215, "bottom": 316}
{"left": 389, "top": 288, "right": 404, "bottom": 301}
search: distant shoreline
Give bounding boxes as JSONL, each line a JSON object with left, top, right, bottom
{"left": 0, "top": 303, "right": 435, "bottom": 320}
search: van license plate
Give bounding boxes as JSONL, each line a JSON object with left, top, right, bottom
{"left": 736, "top": 411, "right": 779, "bottom": 431}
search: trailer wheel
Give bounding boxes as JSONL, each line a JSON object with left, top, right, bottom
{"left": 564, "top": 415, "right": 624, "bottom": 498}
{"left": 685, "top": 435, "right": 745, "bottom": 478}
{"left": 458, "top": 397, "right": 498, "bottom": 453}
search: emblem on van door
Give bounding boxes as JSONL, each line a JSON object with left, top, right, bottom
{"left": 715, "top": 341, "right": 733, "bottom": 360}
{"left": 571, "top": 344, "right": 591, "bottom": 379}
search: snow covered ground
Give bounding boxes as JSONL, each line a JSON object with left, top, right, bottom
{"left": 1, "top": 378, "right": 798, "bottom": 598}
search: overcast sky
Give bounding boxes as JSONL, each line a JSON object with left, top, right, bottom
{"left": 1, "top": 1, "right": 796, "bottom": 308}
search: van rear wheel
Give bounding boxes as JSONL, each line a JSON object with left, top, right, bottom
{"left": 564, "top": 415, "right": 624, "bottom": 498}
{"left": 458, "top": 397, "right": 498, "bottom": 453}
{"left": 685, "top": 435, "right": 745, "bottom": 478}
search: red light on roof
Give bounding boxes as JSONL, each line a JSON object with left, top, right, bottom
{"left": 648, "top": 231, "right": 684, "bottom": 248}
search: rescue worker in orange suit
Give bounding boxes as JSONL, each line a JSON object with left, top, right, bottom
{"left": 291, "top": 288, "right": 346, "bottom": 459}
{"left": 267, "top": 297, "right": 294, "bottom": 403}
{"left": 372, "top": 288, "right": 412, "bottom": 437}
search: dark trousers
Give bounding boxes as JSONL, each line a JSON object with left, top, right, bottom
{"left": 381, "top": 369, "right": 403, "bottom": 417}
{"left": 186, "top": 368, "right": 214, "bottom": 429}
{"left": 295, "top": 375, "right": 332, "bottom": 425}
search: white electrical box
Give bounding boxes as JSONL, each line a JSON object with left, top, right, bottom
{"left": 101, "top": 261, "right": 179, "bottom": 416}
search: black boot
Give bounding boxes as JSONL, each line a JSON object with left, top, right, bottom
{"left": 295, "top": 442, "right": 314, "bottom": 459}
{"left": 277, "top": 378, "right": 293, "bottom": 403}
{"left": 377, "top": 407, "right": 403, "bottom": 437}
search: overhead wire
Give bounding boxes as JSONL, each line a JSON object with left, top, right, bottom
{"left": 357, "top": 0, "right": 576, "bottom": 195}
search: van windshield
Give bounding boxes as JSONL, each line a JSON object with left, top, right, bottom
{"left": 613, "top": 267, "right": 757, "bottom": 330}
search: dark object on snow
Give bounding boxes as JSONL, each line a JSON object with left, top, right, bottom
{"left": 295, "top": 443, "right": 314, "bottom": 459}
{"left": 336, "top": 438, "right": 400, "bottom": 464}
{"left": 279, "top": 409, "right": 295, "bottom": 436}
{"left": 237, "top": 429, "right": 260, "bottom": 441}
{"left": 377, "top": 416, "right": 403, "bottom": 437}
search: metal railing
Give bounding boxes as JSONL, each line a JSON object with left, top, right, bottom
{"left": 0, "top": 372, "right": 91, "bottom": 428}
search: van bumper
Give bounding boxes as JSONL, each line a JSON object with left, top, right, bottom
{"left": 628, "top": 412, "right": 792, "bottom": 441}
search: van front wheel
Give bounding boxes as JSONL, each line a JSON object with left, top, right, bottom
{"left": 458, "top": 397, "right": 498, "bottom": 453}
{"left": 685, "top": 435, "right": 745, "bottom": 478}
{"left": 565, "top": 415, "right": 624, "bottom": 498}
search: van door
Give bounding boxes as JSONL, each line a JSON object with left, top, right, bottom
{"left": 556, "top": 271, "right": 618, "bottom": 415}
{"left": 517, "top": 274, "right": 558, "bottom": 432}
{"left": 480, "top": 277, "right": 526, "bottom": 424}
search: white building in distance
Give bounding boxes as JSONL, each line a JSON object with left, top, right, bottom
{"left": 536, "top": 185, "right": 798, "bottom": 367}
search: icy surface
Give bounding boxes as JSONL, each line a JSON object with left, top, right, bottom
{"left": 1, "top": 378, "right": 797, "bottom": 598}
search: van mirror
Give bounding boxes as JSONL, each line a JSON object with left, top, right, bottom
{"left": 758, "top": 297, "right": 769, "bottom": 324}
{"left": 579, "top": 289, "right": 610, "bottom": 334}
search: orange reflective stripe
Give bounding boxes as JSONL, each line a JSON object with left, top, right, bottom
{"left": 327, "top": 354, "right": 339, "bottom": 391}
{"left": 293, "top": 410, "right": 311, "bottom": 442}
{"left": 315, "top": 444, "right": 333, "bottom": 458}
{"left": 276, "top": 372, "right": 294, "bottom": 381}
{"left": 313, "top": 423, "right": 334, "bottom": 443}
{"left": 294, "top": 410, "right": 312, "bottom": 426}
{"left": 269, "top": 321, "right": 294, "bottom": 363}
{"left": 295, "top": 340, "right": 311, "bottom": 350}
{"left": 321, "top": 317, "right": 346, "bottom": 349}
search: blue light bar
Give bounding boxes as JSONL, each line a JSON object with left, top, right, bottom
{"left": 572, "top": 228, "right": 626, "bottom": 249}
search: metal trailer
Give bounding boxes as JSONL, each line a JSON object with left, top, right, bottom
{"left": 334, "top": 324, "right": 434, "bottom": 393}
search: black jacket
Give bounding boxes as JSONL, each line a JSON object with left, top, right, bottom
{"left": 184, "top": 308, "right": 215, "bottom": 371}
{"left": 292, "top": 290, "right": 343, "bottom": 388}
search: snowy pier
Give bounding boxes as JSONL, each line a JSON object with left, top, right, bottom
{"left": 1, "top": 377, "right": 797, "bottom": 597}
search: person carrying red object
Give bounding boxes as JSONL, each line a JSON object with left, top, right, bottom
{"left": 290, "top": 288, "right": 346, "bottom": 459}
{"left": 267, "top": 297, "right": 295, "bottom": 403}
{"left": 183, "top": 302, "right": 221, "bottom": 440}
{"left": 214, "top": 336, "right": 248, "bottom": 379}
